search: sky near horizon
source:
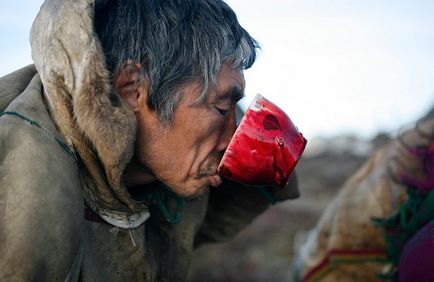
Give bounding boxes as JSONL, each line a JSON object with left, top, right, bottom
{"left": 1, "top": 0, "right": 434, "bottom": 139}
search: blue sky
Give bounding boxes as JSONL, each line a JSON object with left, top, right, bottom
{"left": 1, "top": 0, "right": 434, "bottom": 139}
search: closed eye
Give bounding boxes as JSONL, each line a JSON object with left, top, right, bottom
{"left": 216, "top": 106, "right": 229, "bottom": 116}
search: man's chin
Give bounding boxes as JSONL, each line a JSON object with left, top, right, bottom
{"left": 166, "top": 184, "right": 210, "bottom": 201}
{"left": 182, "top": 189, "right": 210, "bottom": 201}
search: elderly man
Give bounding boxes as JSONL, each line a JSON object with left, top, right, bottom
{"left": 0, "top": 0, "right": 298, "bottom": 281}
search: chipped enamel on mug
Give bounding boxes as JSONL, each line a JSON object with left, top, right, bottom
{"left": 218, "top": 94, "right": 307, "bottom": 188}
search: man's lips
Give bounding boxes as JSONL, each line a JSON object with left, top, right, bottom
{"left": 208, "top": 174, "right": 223, "bottom": 187}
{"left": 197, "top": 161, "right": 222, "bottom": 187}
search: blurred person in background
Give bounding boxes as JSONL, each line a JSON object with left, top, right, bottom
{"left": 293, "top": 108, "right": 434, "bottom": 281}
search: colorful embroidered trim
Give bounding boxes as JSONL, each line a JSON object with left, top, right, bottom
{"left": 302, "top": 248, "right": 387, "bottom": 282}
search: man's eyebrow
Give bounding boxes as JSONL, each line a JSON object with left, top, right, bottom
{"left": 218, "top": 86, "right": 245, "bottom": 103}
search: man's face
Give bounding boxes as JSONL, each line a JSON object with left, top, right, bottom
{"left": 135, "top": 66, "right": 245, "bottom": 198}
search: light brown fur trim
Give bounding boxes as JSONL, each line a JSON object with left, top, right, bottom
{"left": 30, "top": 0, "right": 148, "bottom": 226}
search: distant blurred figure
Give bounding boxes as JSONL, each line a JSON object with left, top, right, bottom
{"left": 293, "top": 108, "right": 434, "bottom": 281}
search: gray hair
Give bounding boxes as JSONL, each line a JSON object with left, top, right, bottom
{"left": 95, "top": 0, "right": 259, "bottom": 124}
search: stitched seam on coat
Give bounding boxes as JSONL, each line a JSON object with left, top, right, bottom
{"left": 0, "top": 111, "right": 77, "bottom": 160}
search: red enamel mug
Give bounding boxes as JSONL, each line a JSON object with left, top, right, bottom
{"left": 218, "top": 94, "right": 307, "bottom": 188}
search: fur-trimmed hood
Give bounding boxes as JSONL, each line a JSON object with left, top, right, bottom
{"left": 30, "top": 0, "right": 149, "bottom": 228}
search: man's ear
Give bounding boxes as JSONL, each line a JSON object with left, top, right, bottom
{"left": 113, "top": 60, "right": 146, "bottom": 112}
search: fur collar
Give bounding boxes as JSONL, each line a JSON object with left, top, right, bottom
{"left": 30, "top": 0, "right": 149, "bottom": 228}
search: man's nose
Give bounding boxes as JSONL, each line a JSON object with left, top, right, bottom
{"left": 215, "top": 109, "right": 237, "bottom": 153}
